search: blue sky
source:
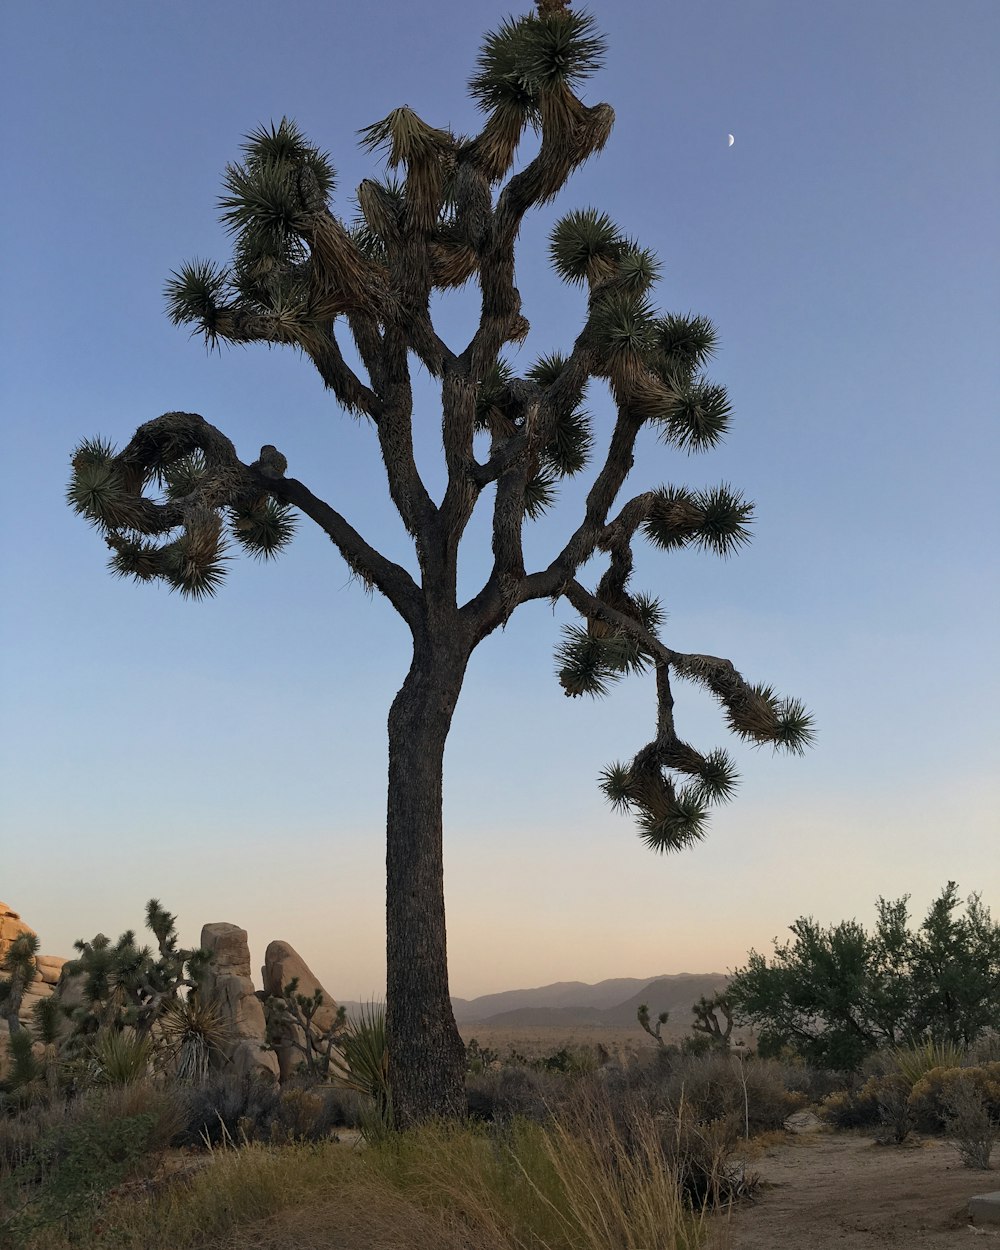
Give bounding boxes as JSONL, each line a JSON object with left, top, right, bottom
{"left": 2, "top": 1, "right": 997, "bottom": 1000}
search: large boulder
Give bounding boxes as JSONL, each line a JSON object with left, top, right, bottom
{"left": 262, "top": 940, "right": 340, "bottom": 1081}
{"left": 0, "top": 902, "right": 35, "bottom": 962}
{"left": 200, "top": 923, "right": 278, "bottom": 1081}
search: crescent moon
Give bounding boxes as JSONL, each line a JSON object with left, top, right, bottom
{"left": 727, "top": 134, "right": 735, "bottom": 147}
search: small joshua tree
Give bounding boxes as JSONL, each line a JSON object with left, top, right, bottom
{"left": 638, "top": 1002, "right": 669, "bottom": 1048}
{"left": 264, "top": 977, "right": 348, "bottom": 1081}
{"left": 68, "top": 2, "right": 813, "bottom": 1123}
{"left": 692, "top": 991, "right": 734, "bottom": 1048}
{"left": 0, "top": 931, "right": 40, "bottom": 1036}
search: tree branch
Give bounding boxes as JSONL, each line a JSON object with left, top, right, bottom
{"left": 261, "top": 471, "right": 422, "bottom": 628}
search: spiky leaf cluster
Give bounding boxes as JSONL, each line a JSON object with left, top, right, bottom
{"left": 527, "top": 353, "right": 593, "bottom": 476}
{"left": 599, "top": 745, "right": 738, "bottom": 854}
{"left": 69, "top": 416, "right": 295, "bottom": 599}
{"left": 165, "top": 119, "right": 339, "bottom": 344}
{"left": 550, "top": 208, "right": 622, "bottom": 285}
{"left": 470, "top": 9, "right": 606, "bottom": 116}
{"left": 642, "top": 484, "right": 753, "bottom": 557}
{"left": 556, "top": 623, "right": 650, "bottom": 697}
{"left": 220, "top": 117, "right": 335, "bottom": 260}
{"left": 230, "top": 497, "right": 297, "bottom": 560}
{"left": 653, "top": 313, "right": 718, "bottom": 374}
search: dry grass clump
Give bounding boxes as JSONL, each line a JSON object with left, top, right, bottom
{"left": 3, "top": 1087, "right": 707, "bottom": 1250}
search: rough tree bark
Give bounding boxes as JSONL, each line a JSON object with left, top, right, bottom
{"left": 386, "top": 621, "right": 472, "bottom": 1124}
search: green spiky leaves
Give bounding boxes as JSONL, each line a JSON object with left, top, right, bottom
{"left": 643, "top": 484, "right": 753, "bottom": 557}
{"left": 722, "top": 683, "right": 817, "bottom": 754}
{"left": 67, "top": 438, "right": 144, "bottom": 530}
{"left": 229, "top": 497, "right": 297, "bottom": 560}
{"left": 598, "top": 762, "right": 710, "bottom": 853}
{"left": 220, "top": 117, "right": 335, "bottom": 258}
{"left": 550, "top": 211, "right": 662, "bottom": 295}
{"left": 599, "top": 745, "right": 739, "bottom": 854}
{"left": 527, "top": 353, "right": 593, "bottom": 476}
{"left": 550, "top": 209, "right": 621, "bottom": 285}
{"left": 69, "top": 416, "right": 296, "bottom": 601}
{"left": 556, "top": 623, "right": 649, "bottom": 697}
{"left": 652, "top": 378, "right": 733, "bottom": 452}
{"left": 653, "top": 313, "right": 718, "bottom": 375}
{"left": 523, "top": 470, "right": 559, "bottom": 519}
{"left": 668, "top": 657, "right": 817, "bottom": 756}
{"left": 165, "top": 260, "right": 229, "bottom": 347}
{"left": 470, "top": 9, "right": 606, "bottom": 115}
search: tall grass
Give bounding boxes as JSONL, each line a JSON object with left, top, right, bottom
{"left": 3, "top": 1088, "right": 708, "bottom": 1250}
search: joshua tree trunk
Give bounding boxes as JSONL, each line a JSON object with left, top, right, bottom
{"left": 386, "top": 621, "right": 471, "bottom": 1125}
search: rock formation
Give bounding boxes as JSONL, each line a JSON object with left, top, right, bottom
{"left": 0, "top": 902, "right": 35, "bottom": 961}
{"left": 0, "top": 903, "right": 67, "bottom": 1078}
{"left": 262, "top": 939, "right": 341, "bottom": 1081}
{"left": 200, "top": 922, "right": 279, "bottom": 1080}
{"left": 2, "top": 904, "right": 341, "bottom": 1088}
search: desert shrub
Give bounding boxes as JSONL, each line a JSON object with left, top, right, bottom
{"left": 661, "top": 1103, "right": 759, "bottom": 1208}
{"left": 0, "top": 1083, "right": 185, "bottom": 1183}
{"left": 176, "top": 1072, "right": 284, "bottom": 1147}
{"left": 663, "top": 1053, "right": 806, "bottom": 1135}
{"left": 464, "top": 1037, "right": 502, "bottom": 1074}
{"left": 679, "top": 1034, "right": 716, "bottom": 1058}
{"left": 535, "top": 1045, "right": 599, "bottom": 1076}
{"left": 969, "top": 1031, "right": 1000, "bottom": 1066}
{"left": 773, "top": 1058, "right": 846, "bottom": 1102}
{"left": 267, "top": 1083, "right": 367, "bottom": 1142}
{"left": 466, "top": 1062, "right": 561, "bottom": 1123}
{"left": 819, "top": 1077, "right": 884, "bottom": 1130}
{"left": 0, "top": 1084, "right": 183, "bottom": 1241}
{"left": 872, "top": 1073, "right": 912, "bottom": 1144}
{"left": 943, "top": 1074, "right": 998, "bottom": 1169}
{"left": 908, "top": 1062, "right": 1000, "bottom": 1133}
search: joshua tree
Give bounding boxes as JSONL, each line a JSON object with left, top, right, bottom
{"left": 264, "top": 978, "right": 348, "bottom": 1081}
{"left": 0, "top": 931, "right": 40, "bottom": 1036}
{"left": 64, "top": 900, "right": 210, "bottom": 1045}
{"left": 691, "top": 991, "right": 734, "bottom": 1047}
{"left": 637, "top": 1002, "right": 669, "bottom": 1048}
{"left": 68, "top": 2, "right": 813, "bottom": 1124}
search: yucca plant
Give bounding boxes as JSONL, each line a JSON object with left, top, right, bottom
{"left": 69, "top": 0, "right": 813, "bottom": 1124}
{"left": 158, "top": 993, "right": 230, "bottom": 1084}
{"left": 890, "top": 1038, "right": 965, "bottom": 1088}
{"left": 329, "top": 1001, "right": 392, "bottom": 1143}
{"left": 88, "top": 1028, "right": 155, "bottom": 1085}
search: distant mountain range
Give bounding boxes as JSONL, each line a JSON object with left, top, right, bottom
{"left": 340, "top": 973, "right": 728, "bottom": 1030}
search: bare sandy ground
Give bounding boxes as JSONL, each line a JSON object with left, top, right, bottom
{"left": 711, "top": 1117, "right": 998, "bottom": 1249}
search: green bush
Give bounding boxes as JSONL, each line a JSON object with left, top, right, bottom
{"left": 819, "top": 1078, "right": 884, "bottom": 1130}
{"left": 908, "top": 1063, "right": 1000, "bottom": 1133}
{"left": 0, "top": 1100, "right": 162, "bottom": 1241}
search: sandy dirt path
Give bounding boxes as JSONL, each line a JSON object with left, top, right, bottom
{"left": 711, "top": 1119, "right": 998, "bottom": 1249}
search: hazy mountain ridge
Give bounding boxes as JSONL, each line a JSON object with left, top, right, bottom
{"left": 339, "top": 973, "right": 728, "bottom": 1030}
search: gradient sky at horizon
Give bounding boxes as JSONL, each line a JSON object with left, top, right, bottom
{"left": 1, "top": 1, "right": 997, "bottom": 1002}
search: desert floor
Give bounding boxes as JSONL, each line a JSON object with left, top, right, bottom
{"left": 712, "top": 1114, "right": 996, "bottom": 1249}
